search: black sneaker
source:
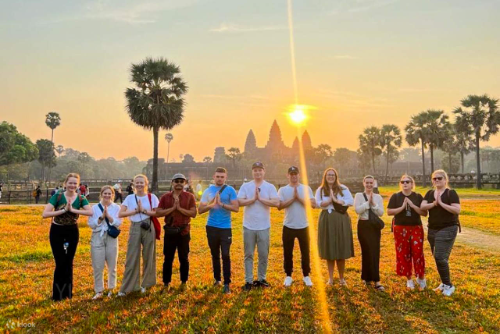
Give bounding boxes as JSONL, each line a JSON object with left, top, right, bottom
{"left": 258, "top": 279, "right": 271, "bottom": 288}
{"left": 253, "top": 280, "right": 261, "bottom": 287}
{"left": 223, "top": 284, "right": 230, "bottom": 294}
{"left": 243, "top": 282, "right": 252, "bottom": 291}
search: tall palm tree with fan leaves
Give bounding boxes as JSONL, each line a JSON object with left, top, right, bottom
{"left": 125, "top": 57, "right": 188, "bottom": 193}
{"left": 453, "top": 94, "right": 500, "bottom": 188}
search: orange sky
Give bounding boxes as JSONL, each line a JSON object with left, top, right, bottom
{"left": 2, "top": 0, "right": 500, "bottom": 162}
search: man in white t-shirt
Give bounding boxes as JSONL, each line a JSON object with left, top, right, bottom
{"left": 278, "top": 166, "right": 316, "bottom": 287}
{"left": 238, "top": 162, "right": 279, "bottom": 291}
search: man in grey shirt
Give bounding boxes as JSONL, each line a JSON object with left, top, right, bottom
{"left": 278, "top": 166, "right": 316, "bottom": 287}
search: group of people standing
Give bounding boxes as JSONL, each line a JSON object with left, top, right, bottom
{"left": 42, "top": 165, "right": 460, "bottom": 301}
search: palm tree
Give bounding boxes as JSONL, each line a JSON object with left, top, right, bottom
{"left": 358, "top": 126, "right": 382, "bottom": 175}
{"left": 441, "top": 132, "right": 459, "bottom": 173}
{"left": 454, "top": 115, "right": 474, "bottom": 173}
{"left": 203, "top": 156, "right": 212, "bottom": 164}
{"left": 380, "top": 124, "right": 402, "bottom": 182}
{"left": 453, "top": 94, "right": 500, "bottom": 188}
{"left": 405, "top": 113, "right": 429, "bottom": 187}
{"left": 423, "top": 110, "right": 450, "bottom": 172}
{"left": 45, "top": 112, "right": 61, "bottom": 143}
{"left": 165, "top": 133, "right": 174, "bottom": 179}
{"left": 226, "top": 147, "right": 242, "bottom": 169}
{"left": 55, "top": 145, "right": 64, "bottom": 157}
{"left": 125, "top": 58, "right": 187, "bottom": 192}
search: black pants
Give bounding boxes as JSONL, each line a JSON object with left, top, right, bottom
{"left": 49, "top": 223, "right": 79, "bottom": 301}
{"left": 35, "top": 196, "right": 40, "bottom": 204}
{"left": 357, "top": 220, "right": 381, "bottom": 282}
{"left": 428, "top": 225, "right": 458, "bottom": 286}
{"left": 283, "top": 226, "right": 311, "bottom": 277}
{"left": 206, "top": 226, "right": 232, "bottom": 284}
{"left": 114, "top": 192, "right": 122, "bottom": 204}
{"left": 163, "top": 232, "right": 190, "bottom": 284}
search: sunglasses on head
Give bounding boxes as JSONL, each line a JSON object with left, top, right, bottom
{"left": 432, "top": 177, "right": 443, "bottom": 181}
{"left": 400, "top": 180, "right": 412, "bottom": 184}
{"left": 173, "top": 179, "right": 185, "bottom": 184}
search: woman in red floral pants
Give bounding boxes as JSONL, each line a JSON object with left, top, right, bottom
{"left": 387, "top": 175, "right": 428, "bottom": 290}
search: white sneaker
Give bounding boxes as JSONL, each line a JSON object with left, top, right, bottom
{"left": 303, "top": 276, "right": 313, "bottom": 287}
{"left": 284, "top": 276, "right": 293, "bottom": 286}
{"left": 140, "top": 287, "right": 147, "bottom": 294}
{"left": 442, "top": 284, "right": 455, "bottom": 296}
{"left": 92, "top": 292, "right": 103, "bottom": 300}
{"left": 107, "top": 291, "right": 114, "bottom": 298}
{"left": 416, "top": 278, "right": 427, "bottom": 290}
{"left": 117, "top": 292, "right": 126, "bottom": 297}
{"left": 406, "top": 279, "right": 415, "bottom": 290}
{"left": 434, "top": 283, "right": 444, "bottom": 292}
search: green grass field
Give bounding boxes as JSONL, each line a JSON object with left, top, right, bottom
{"left": 0, "top": 188, "right": 499, "bottom": 332}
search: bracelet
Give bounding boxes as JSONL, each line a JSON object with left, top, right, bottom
{"left": 222, "top": 204, "right": 225, "bottom": 209}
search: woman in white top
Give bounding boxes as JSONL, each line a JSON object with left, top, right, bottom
{"left": 354, "top": 175, "right": 385, "bottom": 291}
{"left": 88, "top": 185, "right": 122, "bottom": 299}
{"left": 118, "top": 174, "right": 159, "bottom": 296}
{"left": 315, "top": 168, "right": 354, "bottom": 286}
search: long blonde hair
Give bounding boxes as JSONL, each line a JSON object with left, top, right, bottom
{"left": 320, "top": 168, "right": 344, "bottom": 197}
{"left": 399, "top": 174, "right": 415, "bottom": 191}
{"left": 431, "top": 169, "right": 449, "bottom": 189}
{"left": 99, "top": 185, "right": 115, "bottom": 201}
{"left": 64, "top": 173, "right": 80, "bottom": 186}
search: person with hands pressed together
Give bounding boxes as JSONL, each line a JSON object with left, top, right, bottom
{"left": 117, "top": 174, "right": 159, "bottom": 296}
{"left": 278, "top": 166, "right": 316, "bottom": 287}
{"left": 199, "top": 167, "right": 239, "bottom": 294}
{"left": 420, "top": 170, "right": 461, "bottom": 297}
{"left": 156, "top": 173, "right": 197, "bottom": 289}
{"left": 238, "top": 162, "right": 279, "bottom": 291}
{"left": 42, "top": 173, "right": 93, "bottom": 301}
{"left": 315, "top": 168, "right": 354, "bottom": 287}
{"left": 88, "top": 186, "right": 122, "bottom": 299}
{"left": 387, "top": 175, "right": 427, "bottom": 290}
{"left": 354, "top": 175, "right": 385, "bottom": 291}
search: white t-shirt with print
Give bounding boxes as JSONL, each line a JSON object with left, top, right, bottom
{"left": 278, "top": 184, "right": 314, "bottom": 229}
{"left": 237, "top": 180, "right": 278, "bottom": 230}
{"left": 122, "top": 193, "right": 159, "bottom": 222}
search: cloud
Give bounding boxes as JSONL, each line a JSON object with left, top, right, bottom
{"left": 209, "top": 23, "right": 287, "bottom": 33}
{"left": 200, "top": 94, "right": 272, "bottom": 100}
{"left": 46, "top": 0, "right": 200, "bottom": 25}
{"left": 333, "top": 55, "right": 359, "bottom": 60}
{"left": 329, "top": 0, "right": 401, "bottom": 15}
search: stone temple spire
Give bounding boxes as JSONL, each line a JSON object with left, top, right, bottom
{"left": 266, "top": 120, "right": 285, "bottom": 149}
{"left": 292, "top": 136, "right": 299, "bottom": 151}
{"left": 244, "top": 130, "right": 257, "bottom": 153}
{"left": 302, "top": 130, "right": 312, "bottom": 149}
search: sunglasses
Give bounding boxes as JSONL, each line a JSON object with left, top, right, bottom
{"left": 432, "top": 177, "right": 443, "bottom": 181}
{"left": 173, "top": 179, "right": 185, "bottom": 184}
{"left": 400, "top": 180, "right": 412, "bottom": 184}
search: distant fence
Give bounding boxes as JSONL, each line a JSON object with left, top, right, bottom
{"left": 1, "top": 173, "right": 499, "bottom": 204}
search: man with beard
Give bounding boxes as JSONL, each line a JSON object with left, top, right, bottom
{"left": 156, "top": 173, "right": 197, "bottom": 288}
{"left": 198, "top": 167, "right": 239, "bottom": 294}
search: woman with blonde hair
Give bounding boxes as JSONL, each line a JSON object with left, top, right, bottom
{"left": 354, "top": 175, "right": 385, "bottom": 291}
{"left": 42, "top": 173, "right": 93, "bottom": 301}
{"left": 118, "top": 174, "right": 159, "bottom": 296}
{"left": 88, "top": 186, "right": 122, "bottom": 299}
{"left": 421, "top": 170, "right": 461, "bottom": 296}
{"left": 315, "top": 168, "right": 354, "bottom": 286}
{"left": 387, "top": 175, "right": 427, "bottom": 290}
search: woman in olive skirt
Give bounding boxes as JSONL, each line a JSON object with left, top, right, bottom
{"left": 315, "top": 168, "right": 354, "bottom": 286}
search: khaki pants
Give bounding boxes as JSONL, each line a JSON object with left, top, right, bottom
{"left": 243, "top": 227, "right": 270, "bottom": 283}
{"left": 119, "top": 220, "right": 157, "bottom": 293}
{"left": 91, "top": 231, "right": 118, "bottom": 293}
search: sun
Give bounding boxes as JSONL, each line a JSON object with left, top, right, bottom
{"left": 287, "top": 104, "right": 312, "bottom": 126}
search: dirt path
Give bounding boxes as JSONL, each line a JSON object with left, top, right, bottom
{"left": 455, "top": 226, "right": 500, "bottom": 252}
